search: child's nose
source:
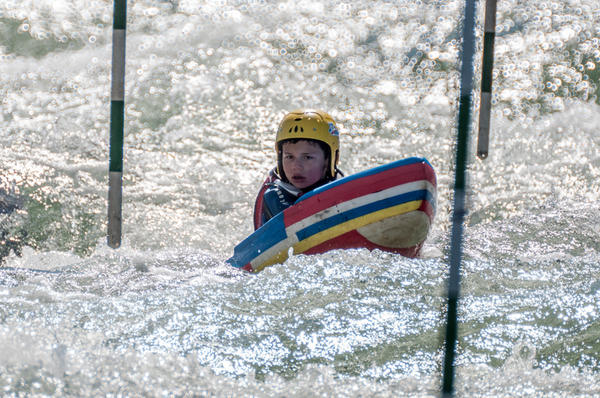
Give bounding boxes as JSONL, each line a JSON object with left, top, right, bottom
{"left": 291, "top": 159, "right": 303, "bottom": 169}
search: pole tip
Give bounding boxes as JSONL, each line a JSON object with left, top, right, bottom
{"left": 107, "top": 236, "right": 121, "bottom": 249}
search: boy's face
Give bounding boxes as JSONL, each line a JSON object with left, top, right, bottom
{"left": 281, "top": 140, "right": 328, "bottom": 189}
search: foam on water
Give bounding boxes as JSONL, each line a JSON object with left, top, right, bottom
{"left": 1, "top": 0, "right": 600, "bottom": 396}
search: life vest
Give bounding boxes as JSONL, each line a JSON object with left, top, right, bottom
{"left": 252, "top": 167, "right": 343, "bottom": 230}
{"left": 253, "top": 168, "right": 302, "bottom": 230}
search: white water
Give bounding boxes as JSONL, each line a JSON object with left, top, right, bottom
{"left": 1, "top": 0, "right": 600, "bottom": 396}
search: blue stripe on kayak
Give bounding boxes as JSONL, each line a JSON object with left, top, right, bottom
{"left": 227, "top": 212, "right": 287, "bottom": 268}
{"left": 295, "top": 189, "right": 433, "bottom": 241}
{"left": 297, "top": 157, "right": 429, "bottom": 203}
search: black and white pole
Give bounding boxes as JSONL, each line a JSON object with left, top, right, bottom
{"left": 441, "top": 0, "right": 477, "bottom": 396}
{"left": 108, "top": 0, "right": 126, "bottom": 248}
{"left": 477, "top": 0, "right": 497, "bottom": 159}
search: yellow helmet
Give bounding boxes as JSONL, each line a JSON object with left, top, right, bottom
{"left": 275, "top": 109, "right": 340, "bottom": 181}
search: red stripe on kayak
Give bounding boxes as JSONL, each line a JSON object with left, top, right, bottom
{"left": 285, "top": 162, "right": 435, "bottom": 226}
{"left": 241, "top": 263, "right": 254, "bottom": 272}
{"left": 423, "top": 161, "right": 437, "bottom": 187}
{"left": 420, "top": 198, "right": 435, "bottom": 219}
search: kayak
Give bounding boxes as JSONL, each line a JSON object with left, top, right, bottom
{"left": 227, "top": 157, "right": 436, "bottom": 272}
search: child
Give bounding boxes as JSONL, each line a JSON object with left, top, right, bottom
{"left": 253, "top": 109, "right": 342, "bottom": 229}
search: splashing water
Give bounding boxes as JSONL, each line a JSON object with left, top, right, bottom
{"left": 1, "top": 0, "right": 599, "bottom": 396}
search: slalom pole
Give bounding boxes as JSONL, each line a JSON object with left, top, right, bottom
{"left": 476, "top": 0, "right": 497, "bottom": 159}
{"left": 441, "top": 0, "right": 477, "bottom": 397}
{"left": 107, "top": 0, "right": 127, "bottom": 248}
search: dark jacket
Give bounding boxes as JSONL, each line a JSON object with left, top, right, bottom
{"left": 253, "top": 167, "right": 343, "bottom": 230}
{"left": 253, "top": 168, "right": 302, "bottom": 229}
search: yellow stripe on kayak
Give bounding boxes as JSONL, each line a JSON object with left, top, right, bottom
{"left": 253, "top": 200, "right": 423, "bottom": 272}
{"left": 293, "top": 200, "right": 422, "bottom": 254}
{"left": 253, "top": 250, "right": 290, "bottom": 272}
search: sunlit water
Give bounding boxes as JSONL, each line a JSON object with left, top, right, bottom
{"left": 1, "top": 0, "right": 599, "bottom": 396}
